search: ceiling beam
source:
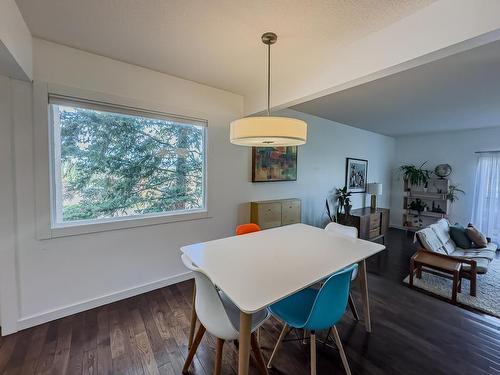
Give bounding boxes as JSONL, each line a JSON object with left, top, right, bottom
{"left": 0, "top": 0, "right": 33, "bottom": 81}
{"left": 244, "top": 0, "right": 500, "bottom": 115}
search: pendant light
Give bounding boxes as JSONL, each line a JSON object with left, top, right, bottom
{"left": 230, "top": 32, "right": 307, "bottom": 146}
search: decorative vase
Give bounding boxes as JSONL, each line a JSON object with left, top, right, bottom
{"left": 345, "top": 205, "right": 352, "bottom": 216}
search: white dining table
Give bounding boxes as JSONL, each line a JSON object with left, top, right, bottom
{"left": 181, "top": 223, "right": 385, "bottom": 375}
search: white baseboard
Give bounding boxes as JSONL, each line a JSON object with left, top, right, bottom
{"left": 16, "top": 271, "right": 193, "bottom": 332}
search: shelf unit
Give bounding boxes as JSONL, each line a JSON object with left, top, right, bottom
{"left": 403, "top": 177, "right": 449, "bottom": 231}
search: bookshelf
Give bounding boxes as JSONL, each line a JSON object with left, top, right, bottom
{"left": 403, "top": 177, "right": 449, "bottom": 231}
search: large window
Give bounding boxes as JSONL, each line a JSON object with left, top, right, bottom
{"left": 471, "top": 152, "right": 500, "bottom": 243}
{"left": 49, "top": 96, "right": 206, "bottom": 227}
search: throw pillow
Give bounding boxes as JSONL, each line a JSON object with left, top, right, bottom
{"left": 465, "top": 224, "right": 488, "bottom": 248}
{"left": 449, "top": 224, "right": 472, "bottom": 249}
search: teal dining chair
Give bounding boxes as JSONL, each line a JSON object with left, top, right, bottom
{"left": 266, "top": 264, "right": 357, "bottom": 375}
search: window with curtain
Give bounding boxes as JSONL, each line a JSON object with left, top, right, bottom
{"left": 471, "top": 152, "right": 500, "bottom": 244}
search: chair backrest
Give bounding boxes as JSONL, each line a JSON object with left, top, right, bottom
{"left": 325, "top": 222, "right": 358, "bottom": 238}
{"left": 303, "top": 264, "right": 357, "bottom": 331}
{"left": 181, "top": 254, "right": 239, "bottom": 340}
{"left": 235, "top": 223, "right": 261, "bottom": 236}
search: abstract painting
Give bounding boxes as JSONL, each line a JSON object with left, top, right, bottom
{"left": 346, "top": 157, "right": 368, "bottom": 193}
{"left": 252, "top": 146, "right": 298, "bottom": 182}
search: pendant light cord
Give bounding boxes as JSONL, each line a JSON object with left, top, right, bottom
{"left": 267, "top": 42, "right": 271, "bottom": 116}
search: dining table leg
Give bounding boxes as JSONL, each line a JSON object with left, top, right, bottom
{"left": 357, "top": 259, "right": 371, "bottom": 333}
{"left": 238, "top": 311, "right": 252, "bottom": 375}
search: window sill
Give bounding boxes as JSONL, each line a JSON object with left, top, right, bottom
{"left": 44, "top": 210, "right": 210, "bottom": 239}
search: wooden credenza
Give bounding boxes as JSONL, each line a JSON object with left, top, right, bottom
{"left": 250, "top": 198, "right": 301, "bottom": 229}
{"left": 338, "top": 207, "right": 390, "bottom": 242}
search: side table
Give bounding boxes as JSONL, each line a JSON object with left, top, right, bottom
{"left": 410, "top": 250, "right": 462, "bottom": 304}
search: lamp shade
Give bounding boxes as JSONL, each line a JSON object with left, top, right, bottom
{"left": 230, "top": 116, "right": 307, "bottom": 147}
{"left": 367, "top": 183, "right": 383, "bottom": 195}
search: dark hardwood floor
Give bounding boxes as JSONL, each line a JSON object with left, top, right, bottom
{"left": 1, "top": 228, "right": 499, "bottom": 374}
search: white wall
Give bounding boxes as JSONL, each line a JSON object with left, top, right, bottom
{"left": 0, "top": 39, "right": 395, "bottom": 334}
{"left": 0, "top": 0, "right": 32, "bottom": 80}
{"left": 390, "top": 127, "right": 500, "bottom": 227}
{"left": 0, "top": 76, "right": 20, "bottom": 334}
{"left": 251, "top": 109, "right": 395, "bottom": 227}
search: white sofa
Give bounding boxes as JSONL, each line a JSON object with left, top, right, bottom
{"left": 415, "top": 219, "right": 497, "bottom": 274}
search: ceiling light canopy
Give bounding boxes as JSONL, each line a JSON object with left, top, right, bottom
{"left": 230, "top": 32, "right": 307, "bottom": 147}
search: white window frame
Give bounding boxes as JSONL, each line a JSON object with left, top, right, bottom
{"left": 34, "top": 82, "right": 209, "bottom": 239}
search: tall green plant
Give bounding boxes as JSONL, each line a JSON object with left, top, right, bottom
{"left": 409, "top": 198, "right": 427, "bottom": 214}
{"left": 325, "top": 198, "right": 336, "bottom": 222}
{"left": 336, "top": 186, "right": 352, "bottom": 215}
{"left": 400, "top": 161, "right": 431, "bottom": 186}
{"left": 447, "top": 185, "right": 465, "bottom": 203}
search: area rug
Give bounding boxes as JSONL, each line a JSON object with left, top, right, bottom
{"left": 403, "top": 258, "right": 500, "bottom": 318}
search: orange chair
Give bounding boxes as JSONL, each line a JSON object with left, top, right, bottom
{"left": 235, "top": 223, "right": 261, "bottom": 236}
{"left": 187, "top": 222, "right": 263, "bottom": 349}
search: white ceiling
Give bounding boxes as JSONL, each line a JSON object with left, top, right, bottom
{"left": 292, "top": 39, "right": 500, "bottom": 136}
{"left": 15, "top": 0, "right": 434, "bottom": 97}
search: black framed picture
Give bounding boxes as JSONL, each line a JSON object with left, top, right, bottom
{"left": 345, "top": 158, "right": 368, "bottom": 193}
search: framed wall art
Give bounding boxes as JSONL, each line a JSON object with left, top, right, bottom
{"left": 346, "top": 157, "right": 368, "bottom": 193}
{"left": 252, "top": 146, "right": 297, "bottom": 182}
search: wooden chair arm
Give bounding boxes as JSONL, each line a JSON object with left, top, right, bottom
{"left": 415, "top": 248, "right": 478, "bottom": 273}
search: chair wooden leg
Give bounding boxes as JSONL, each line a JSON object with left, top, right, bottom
{"left": 188, "top": 284, "right": 197, "bottom": 349}
{"left": 267, "top": 323, "right": 288, "bottom": 369}
{"left": 409, "top": 258, "right": 415, "bottom": 288}
{"left": 470, "top": 270, "right": 477, "bottom": 297}
{"left": 310, "top": 331, "right": 317, "bottom": 375}
{"left": 451, "top": 271, "right": 459, "bottom": 304}
{"left": 416, "top": 264, "right": 422, "bottom": 279}
{"left": 214, "top": 338, "right": 224, "bottom": 375}
{"left": 303, "top": 330, "right": 308, "bottom": 344}
{"left": 348, "top": 293, "right": 360, "bottom": 321}
{"left": 251, "top": 332, "right": 269, "bottom": 375}
{"left": 332, "top": 326, "right": 351, "bottom": 375}
{"left": 182, "top": 324, "right": 206, "bottom": 374}
{"left": 257, "top": 327, "right": 261, "bottom": 347}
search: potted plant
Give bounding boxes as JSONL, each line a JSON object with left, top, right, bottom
{"left": 336, "top": 186, "right": 352, "bottom": 216}
{"left": 400, "top": 162, "right": 431, "bottom": 189}
{"left": 325, "top": 198, "right": 336, "bottom": 222}
{"left": 409, "top": 198, "right": 427, "bottom": 228}
{"left": 409, "top": 198, "right": 427, "bottom": 214}
{"left": 447, "top": 185, "right": 465, "bottom": 203}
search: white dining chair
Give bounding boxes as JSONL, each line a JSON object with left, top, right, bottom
{"left": 186, "top": 223, "right": 263, "bottom": 349}
{"left": 181, "top": 254, "right": 270, "bottom": 375}
{"left": 324, "top": 222, "right": 360, "bottom": 321}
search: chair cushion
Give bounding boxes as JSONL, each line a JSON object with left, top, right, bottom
{"left": 429, "top": 220, "right": 456, "bottom": 255}
{"left": 460, "top": 258, "right": 491, "bottom": 274}
{"left": 430, "top": 219, "right": 451, "bottom": 243}
{"left": 417, "top": 228, "right": 447, "bottom": 254}
{"left": 449, "top": 224, "right": 472, "bottom": 249}
{"left": 449, "top": 242, "right": 496, "bottom": 274}
{"left": 451, "top": 246, "right": 496, "bottom": 261}
{"left": 219, "top": 291, "right": 269, "bottom": 332}
{"left": 269, "top": 288, "right": 318, "bottom": 329}
{"left": 465, "top": 224, "right": 488, "bottom": 248}
{"left": 486, "top": 241, "right": 498, "bottom": 251}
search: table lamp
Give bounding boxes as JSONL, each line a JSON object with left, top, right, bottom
{"left": 367, "top": 183, "right": 383, "bottom": 211}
